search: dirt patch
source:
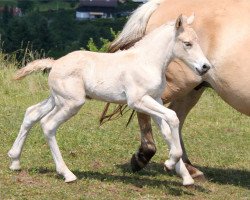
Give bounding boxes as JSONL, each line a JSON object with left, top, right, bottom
{"left": 13, "top": 170, "right": 47, "bottom": 187}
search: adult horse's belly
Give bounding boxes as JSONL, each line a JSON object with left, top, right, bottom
{"left": 206, "top": 35, "right": 250, "bottom": 116}
{"left": 202, "top": 2, "right": 250, "bottom": 116}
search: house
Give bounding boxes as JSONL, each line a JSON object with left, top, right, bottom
{"left": 0, "top": 6, "right": 22, "bottom": 17}
{"left": 76, "top": 0, "right": 118, "bottom": 20}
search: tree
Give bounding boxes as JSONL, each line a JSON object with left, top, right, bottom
{"left": 2, "top": 5, "right": 13, "bottom": 24}
{"left": 17, "top": 0, "right": 34, "bottom": 14}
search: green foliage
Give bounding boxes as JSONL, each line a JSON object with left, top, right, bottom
{"left": 87, "top": 28, "right": 117, "bottom": 52}
{"left": 17, "top": 0, "right": 35, "bottom": 13}
{"left": 2, "top": 5, "right": 13, "bottom": 24}
{"left": 0, "top": 9, "right": 127, "bottom": 59}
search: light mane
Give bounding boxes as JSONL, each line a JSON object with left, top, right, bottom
{"left": 109, "top": 0, "right": 164, "bottom": 52}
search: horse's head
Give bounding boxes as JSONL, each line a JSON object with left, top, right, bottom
{"left": 172, "top": 14, "right": 211, "bottom": 76}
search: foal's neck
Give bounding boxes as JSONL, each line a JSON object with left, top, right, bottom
{"left": 133, "top": 24, "right": 175, "bottom": 71}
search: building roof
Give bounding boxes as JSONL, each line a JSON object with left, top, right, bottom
{"left": 79, "top": 0, "right": 118, "bottom": 8}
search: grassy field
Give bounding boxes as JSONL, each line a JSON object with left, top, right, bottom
{"left": 0, "top": 63, "right": 249, "bottom": 199}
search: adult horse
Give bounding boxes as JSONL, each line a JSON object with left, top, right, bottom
{"left": 103, "top": 0, "right": 250, "bottom": 178}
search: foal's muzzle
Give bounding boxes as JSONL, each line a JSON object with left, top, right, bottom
{"left": 196, "top": 64, "right": 211, "bottom": 75}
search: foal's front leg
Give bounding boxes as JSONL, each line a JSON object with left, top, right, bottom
{"left": 128, "top": 96, "right": 183, "bottom": 171}
{"left": 128, "top": 95, "right": 193, "bottom": 185}
{"left": 152, "top": 116, "right": 194, "bottom": 185}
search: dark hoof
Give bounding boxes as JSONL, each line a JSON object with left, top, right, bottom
{"left": 131, "top": 154, "right": 144, "bottom": 172}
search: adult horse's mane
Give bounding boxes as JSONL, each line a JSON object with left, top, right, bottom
{"left": 100, "top": 0, "right": 164, "bottom": 125}
{"left": 109, "top": 0, "right": 163, "bottom": 53}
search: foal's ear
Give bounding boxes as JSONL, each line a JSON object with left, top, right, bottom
{"left": 187, "top": 13, "right": 195, "bottom": 25}
{"left": 175, "top": 14, "right": 184, "bottom": 31}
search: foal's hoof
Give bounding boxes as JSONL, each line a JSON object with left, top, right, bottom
{"left": 185, "top": 163, "right": 206, "bottom": 180}
{"left": 64, "top": 174, "right": 77, "bottom": 183}
{"left": 182, "top": 177, "right": 195, "bottom": 186}
{"left": 164, "top": 160, "right": 175, "bottom": 171}
{"left": 9, "top": 159, "right": 21, "bottom": 171}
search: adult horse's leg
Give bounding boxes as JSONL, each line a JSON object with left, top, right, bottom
{"left": 131, "top": 112, "right": 156, "bottom": 172}
{"left": 167, "top": 87, "right": 206, "bottom": 178}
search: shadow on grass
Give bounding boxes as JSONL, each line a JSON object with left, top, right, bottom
{"left": 73, "top": 169, "right": 209, "bottom": 196}
{"left": 117, "top": 162, "right": 250, "bottom": 189}
{"left": 28, "top": 161, "right": 249, "bottom": 196}
{"left": 26, "top": 166, "right": 205, "bottom": 196}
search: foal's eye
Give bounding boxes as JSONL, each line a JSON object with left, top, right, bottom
{"left": 183, "top": 41, "right": 192, "bottom": 48}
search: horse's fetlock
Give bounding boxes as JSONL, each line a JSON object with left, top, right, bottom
{"left": 141, "top": 143, "right": 157, "bottom": 158}
{"left": 8, "top": 149, "right": 19, "bottom": 159}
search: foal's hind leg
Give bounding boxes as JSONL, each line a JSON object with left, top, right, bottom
{"left": 40, "top": 86, "right": 85, "bottom": 182}
{"left": 8, "top": 97, "right": 54, "bottom": 170}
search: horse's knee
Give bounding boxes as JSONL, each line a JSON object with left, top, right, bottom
{"left": 165, "top": 110, "right": 179, "bottom": 128}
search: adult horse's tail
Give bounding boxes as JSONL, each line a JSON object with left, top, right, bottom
{"left": 109, "top": 0, "right": 164, "bottom": 52}
{"left": 14, "top": 58, "right": 55, "bottom": 80}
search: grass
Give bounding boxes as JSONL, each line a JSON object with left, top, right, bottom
{"left": 0, "top": 61, "right": 249, "bottom": 199}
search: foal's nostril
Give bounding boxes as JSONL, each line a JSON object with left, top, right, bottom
{"left": 202, "top": 64, "right": 210, "bottom": 72}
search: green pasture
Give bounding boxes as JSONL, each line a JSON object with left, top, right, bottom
{"left": 0, "top": 65, "right": 249, "bottom": 199}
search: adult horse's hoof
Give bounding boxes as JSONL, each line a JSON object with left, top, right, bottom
{"left": 131, "top": 153, "right": 144, "bottom": 172}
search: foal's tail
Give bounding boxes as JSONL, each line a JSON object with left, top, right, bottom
{"left": 109, "top": 0, "right": 164, "bottom": 53}
{"left": 13, "top": 58, "right": 55, "bottom": 80}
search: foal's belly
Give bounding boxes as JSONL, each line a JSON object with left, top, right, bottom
{"left": 85, "top": 81, "right": 127, "bottom": 104}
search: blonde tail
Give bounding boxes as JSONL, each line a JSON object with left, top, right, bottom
{"left": 109, "top": 0, "right": 164, "bottom": 52}
{"left": 14, "top": 58, "right": 55, "bottom": 80}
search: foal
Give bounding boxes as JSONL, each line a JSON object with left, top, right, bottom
{"left": 8, "top": 15, "right": 211, "bottom": 185}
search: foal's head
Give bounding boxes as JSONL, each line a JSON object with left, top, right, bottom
{"left": 172, "top": 14, "right": 211, "bottom": 75}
